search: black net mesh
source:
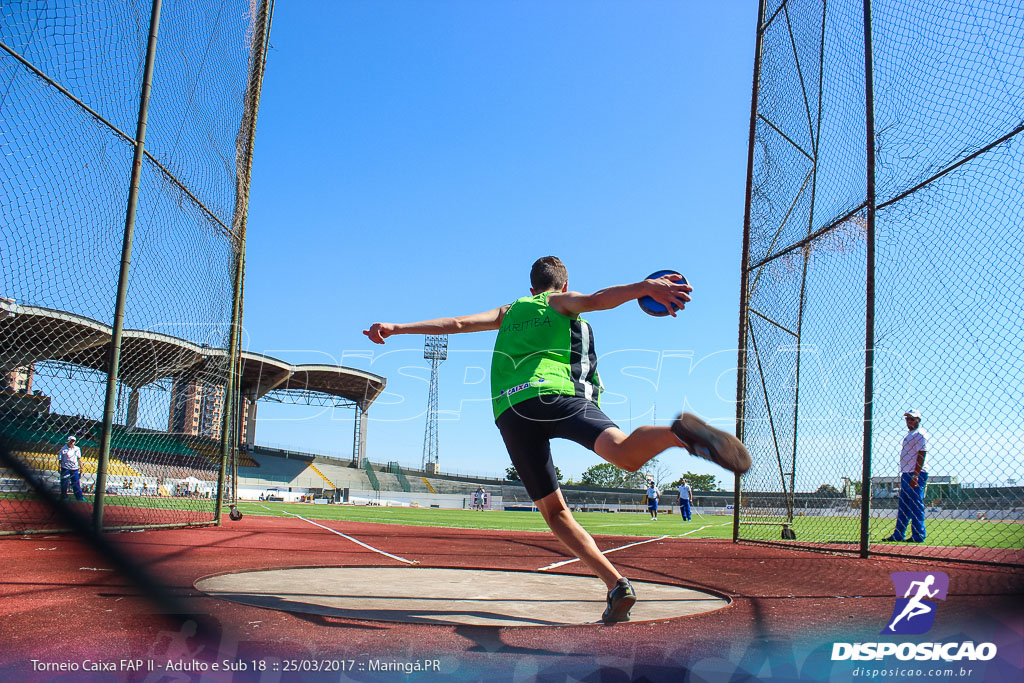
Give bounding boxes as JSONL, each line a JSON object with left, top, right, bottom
{"left": 738, "top": 0, "right": 1023, "bottom": 564}
{"left": 0, "top": 0, "right": 268, "bottom": 533}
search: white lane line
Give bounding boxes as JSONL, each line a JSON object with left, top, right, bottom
{"left": 676, "top": 522, "right": 732, "bottom": 537}
{"left": 282, "top": 511, "right": 419, "bottom": 565}
{"left": 537, "top": 535, "right": 670, "bottom": 571}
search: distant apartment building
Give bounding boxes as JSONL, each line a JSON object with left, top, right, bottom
{"left": 168, "top": 376, "right": 249, "bottom": 444}
{"left": 0, "top": 364, "right": 49, "bottom": 413}
{"left": 168, "top": 377, "right": 224, "bottom": 439}
{"left": 3, "top": 364, "right": 34, "bottom": 393}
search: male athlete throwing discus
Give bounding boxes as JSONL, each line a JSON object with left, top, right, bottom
{"left": 364, "top": 256, "right": 750, "bottom": 624}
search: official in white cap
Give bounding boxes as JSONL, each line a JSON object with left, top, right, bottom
{"left": 58, "top": 435, "right": 86, "bottom": 502}
{"left": 882, "top": 409, "right": 930, "bottom": 543}
{"left": 646, "top": 479, "right": 660, "bottom": 520}
{"left": 678, "top": 478, "right": 692, "bottom": 521}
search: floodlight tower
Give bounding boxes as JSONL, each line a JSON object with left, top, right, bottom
{"left": 421, "top": 334, "right": 448, "bottom": 472}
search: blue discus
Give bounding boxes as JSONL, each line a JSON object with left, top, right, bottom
{"left": 638, "top": 270, "right": 688, "bottom": 317}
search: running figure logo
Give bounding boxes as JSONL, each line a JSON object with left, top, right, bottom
{"left": 882, "top": 571, "right": 949, "bottom": 635}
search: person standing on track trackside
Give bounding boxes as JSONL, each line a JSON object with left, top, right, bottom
{"left": 364, "top": 256, "right": 751, "bottom": 624}
{"left": 882, "top": 409, "right": 930, "bottom": 543}
{"left": 646, "top": 479, "right": 660, "bottom": 520}
{"left": 59, "top": 435, "right": 86, "bottom": 502}
{"left": 678, "top": 478, "right": 692, "bottom": 521}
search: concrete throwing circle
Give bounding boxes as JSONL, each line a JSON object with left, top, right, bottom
{"left": 195, "top": 567, "right": 729, "bottom": 627}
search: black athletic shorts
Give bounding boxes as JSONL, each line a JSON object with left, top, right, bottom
{"left": 495, "top": 394, "right": 619, "bottom": 501}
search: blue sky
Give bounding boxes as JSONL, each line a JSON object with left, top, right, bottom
{"left": 242, "top": 1, "right": 759, "bottom": 485}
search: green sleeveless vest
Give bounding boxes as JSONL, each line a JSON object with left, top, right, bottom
{"left": 490, "top": 292, "right": 602, "bottom": 419}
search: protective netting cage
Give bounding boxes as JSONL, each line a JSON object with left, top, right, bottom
{"left": 0, "top": 0, "right": 271, "bottom": 533}
{"left": 737, "top": 0, "right": 1023, "bottom": 565}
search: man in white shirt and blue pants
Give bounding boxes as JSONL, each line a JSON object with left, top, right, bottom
{"left": 883, "top": 409, "right": 929, "bottom": 543}
{"left": 678, "top": 479, "right": 692, "bottom": 521}
{"left": 645, "top": 480, "right": 661, "bottom": 520}
{"left": 59, "top": 435, "right": 86, "bottom": 502}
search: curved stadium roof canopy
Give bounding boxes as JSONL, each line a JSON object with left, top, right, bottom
{"left": 0, "top": 301, "right": 386, "bottom": 409}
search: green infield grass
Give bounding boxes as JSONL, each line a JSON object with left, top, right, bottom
{"left": 230, "top": 500, "right": 734, "bottom": 538}
{"left": 224, "top": 500, "right": 1024, "bottom": 548}
{"left": 2, "top": 492, "right": 1019, "bottom": 548}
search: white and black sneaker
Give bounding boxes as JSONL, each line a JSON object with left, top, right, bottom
{"left": 601, "top": 578, "right": 637, "bottom": 624}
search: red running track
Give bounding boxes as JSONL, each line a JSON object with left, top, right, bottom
{"left": 1, "top": 514, "right": 1021, "bottom": 681}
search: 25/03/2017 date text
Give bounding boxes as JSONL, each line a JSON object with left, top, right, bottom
{"left": 277, "top": 659, "right": 443, "bottom": 673}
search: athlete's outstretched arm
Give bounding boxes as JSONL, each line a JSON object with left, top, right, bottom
{"left": 363, "top": 305, "right": 509, "bottom": 344}
{"left": 549, "top": 274, "right": 692, "bottom": 318}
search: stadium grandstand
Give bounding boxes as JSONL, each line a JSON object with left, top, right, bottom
{"left": 0, "top": 301, "right": 385, "bottom": 524}
{"left": 231, "top": 439, "right": 744, "bottom": 515}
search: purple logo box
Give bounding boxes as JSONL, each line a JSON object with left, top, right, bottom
{"left": 882, "top": 571, "right": 949, "bottom": 635}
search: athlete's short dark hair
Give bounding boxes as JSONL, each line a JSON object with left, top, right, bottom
{"left": 530, "top": 256, "right": 568, "bottom": 291}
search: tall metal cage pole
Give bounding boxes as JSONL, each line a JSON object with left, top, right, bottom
{"left": 94, "top": 0, "right": 163, "bottom": 531}
{"left": 216, "top": 0, "right": 273, "bottom": 524}
{"left": 859, "top": 0, "right": 878, "bottom": 559}
{"left": 422, "top": 335, "right": 448, "bottom": 471}
{"left": 734, "top": 0, "right": 768, "bottom": 543}
{"left": 787, "top": 3, "right": 829, "bottom": 526}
